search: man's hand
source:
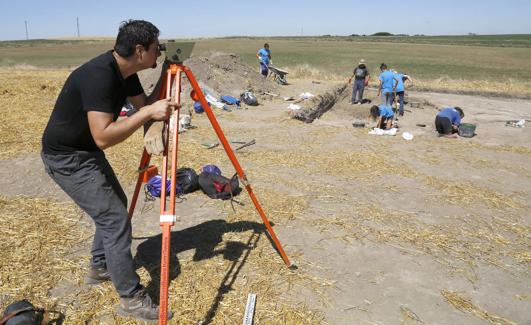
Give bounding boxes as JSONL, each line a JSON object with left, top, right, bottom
{"left": 144, "top": 121, "right": 166, "bottom": 155}
{"left": 142, "top": 98, "right": 177, "bottom": 155}
{"left": 148, "top": 98, "right": 175, "bottom": 121}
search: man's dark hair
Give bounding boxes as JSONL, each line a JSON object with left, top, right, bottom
{"left": 264, "top": 43, "right": 269, "bottom": 48}
{"left": 370, "top": 105, "right": 380, "bottom": 118}
{"left": 114, "top": 20, "right": 159, "bottom": 57}
{"left": 380, "top": 63, "right": 387, "bottom": 70}
{"left": 454, "top": 106, "right": 464, "bottom": 118}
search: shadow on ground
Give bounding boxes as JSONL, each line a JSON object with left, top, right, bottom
{"left": 134, "top": 219, "right": 266, "bottom": 323}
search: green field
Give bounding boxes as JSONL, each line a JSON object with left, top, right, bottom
{"left": 1, "top": 35, "right": 530, "bottom": 94}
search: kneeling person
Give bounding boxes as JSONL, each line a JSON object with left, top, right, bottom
{"left": 369, "top": 105, "right": 394, "bottom": 129}
{"left": 435, "top": 107, "right": 464, "bottom": 138}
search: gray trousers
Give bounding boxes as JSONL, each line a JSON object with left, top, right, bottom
{"left": 352, "top": 79, "right": 365, "bottom": 103}
{"left": 41, "top": 150, "right": 140, "bottom": 297}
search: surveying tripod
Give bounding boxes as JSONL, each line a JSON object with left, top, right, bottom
{"left": 127, "top": 49, "right": 293, "bottom": 324}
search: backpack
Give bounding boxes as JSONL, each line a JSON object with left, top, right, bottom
{"left": 175, "top": 167, "right": 200, "bottom": 194}
{"left": 220, "top": 95, "right": 241, "bottom": 108}
{"left": 198, "top": 172, "right": 242, "bottom": 200}
{"left": 0, "top": 300, "right": 47, "bottom": 325}
{"left": 145, "top": 168, "right": 199, "bottom": 198}
{"left": 240, "top": 91, "right": 258, "bottom": 106}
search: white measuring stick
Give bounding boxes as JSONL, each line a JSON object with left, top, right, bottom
{"left": 242, "top": 293, "right": 257, "bottom": 325}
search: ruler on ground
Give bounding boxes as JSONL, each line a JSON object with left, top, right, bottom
{"left": 242, "top": 293, "right": 257, "bottom": 325}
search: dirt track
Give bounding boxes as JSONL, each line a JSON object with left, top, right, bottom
{"left": 1, "top": 58, "right": 530, "bottom": 323}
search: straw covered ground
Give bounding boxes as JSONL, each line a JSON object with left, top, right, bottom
{"left": 0, "top": 62, "right": 530, "bottom": 324}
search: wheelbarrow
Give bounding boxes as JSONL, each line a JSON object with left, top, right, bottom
{"left": 268, "top": 65, "right": 288, "bottom": 85}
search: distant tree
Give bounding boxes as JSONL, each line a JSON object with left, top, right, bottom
{"left": 349, "top": 34, "right": 359, "bottom": 37}
{"left": 371, "top": 32, "right": 394, "bottom": 36}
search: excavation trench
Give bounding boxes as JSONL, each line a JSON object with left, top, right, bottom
{"left": 291, "top": 84, "right": 352, "bottom": 123}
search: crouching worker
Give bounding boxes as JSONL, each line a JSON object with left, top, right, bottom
{"left": 435, "top": 107, "right": 464, "bottom": 138}
{"left": 41, "top": 20, "right": 175, "bottom": 322}
{"left": 368, "top": 105, "right": 394, "bottom": 129}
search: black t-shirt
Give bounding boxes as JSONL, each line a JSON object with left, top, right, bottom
{"left": 42, "top": 51, "right": 144, "bottom": 154}
{"left": 353, "top": 66, "right": 369, "bottom": 80}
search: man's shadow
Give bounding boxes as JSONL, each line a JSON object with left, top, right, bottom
{"left": 133, "top": 219, "right": 266, "bottom": 321}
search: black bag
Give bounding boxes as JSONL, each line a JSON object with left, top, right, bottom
{"left": 198, "top": 172, "right": 242, "bottom": 200}
{"left": 0, "top": 300, "right": 47, "bottom": 325}
{"left": 240, "top": 91, "right": 258, "bottom": 106}
{"left": 175, "top": 167, "right": 200, "bottom": 194}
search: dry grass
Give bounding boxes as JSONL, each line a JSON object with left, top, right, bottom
{"left": 411, "top": 77, "right": 531, "bottom": 98}
{"left": 0, "top": 69, "right": 68, "bottom": 159}
{"left": 288, "top": 64, "right": 339, "bottom": 81}
{"left": 441, "top": 290, "right": 516, "bottom": 324}
{"left": 0, "top": 194, "right": 326, "bottom": 324}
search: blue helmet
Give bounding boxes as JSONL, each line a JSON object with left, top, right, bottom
{"left": 194, "top": 101, "right": 206, "bottom": 114}
{"left": 202, "top": 164, "right": 221, "bottom": 176}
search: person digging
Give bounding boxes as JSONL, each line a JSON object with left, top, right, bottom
{"left": 435, "top": 107, "right": 465, "bottom": 138}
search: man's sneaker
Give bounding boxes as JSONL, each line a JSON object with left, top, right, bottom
{"left": 85, "top": 266, "right": 111, "bottom": 285}
{"left": 117, "top": 288, "right": 173, "bottom": 322}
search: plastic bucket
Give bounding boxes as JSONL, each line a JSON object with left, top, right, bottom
{"left": 458, "top": 123, "right": 476, "bottom": 138}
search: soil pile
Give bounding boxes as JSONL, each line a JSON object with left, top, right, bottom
{"left": 138, "top": 52, "right": 278, "bottom": 100}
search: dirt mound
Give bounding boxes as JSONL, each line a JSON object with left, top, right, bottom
{"left": 138, "top": 52, "right": 278, "bottom": 100}
{"left": 184, "top": 52, "right": 278, "bottom": 97}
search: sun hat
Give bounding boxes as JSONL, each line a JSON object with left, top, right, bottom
{"left": 358, "top": 59, "right": 366, "bottom": 65}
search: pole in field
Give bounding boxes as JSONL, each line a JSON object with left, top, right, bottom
{"left": 76, "top": 17, "right": 80, "bottom": 38}
{"left": 25, "top": 20, "right": 28, "bottom": 40}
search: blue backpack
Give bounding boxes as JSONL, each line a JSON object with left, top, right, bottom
{"left": 220, "top": 95, "right": 241, "bottom": 108}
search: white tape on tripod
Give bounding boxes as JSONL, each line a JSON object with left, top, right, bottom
{"left": 242, "top": 293, "right": 256, "bottom": 325}
{"left": 160, "top": 214, "right": 177, "bottom": 223}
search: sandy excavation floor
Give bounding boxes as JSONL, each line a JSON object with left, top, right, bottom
{"left": 0, "top": 54, "right": 530, "bottom": 324}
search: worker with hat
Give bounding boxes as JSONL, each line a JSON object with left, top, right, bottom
{"left": 348, "top": 59, "right": 370, "bottom": 105}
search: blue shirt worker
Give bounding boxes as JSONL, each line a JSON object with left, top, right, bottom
{"left": 377, "top": 63, "right": 398, "bottom": 107}
{"left": 392, "top": 71, "right": 413, "bottom": 116}
{"left": 369, "top": 104, "right": 394, "bottom": 129}
{"left": 435, "top": 107, "right": 465, "bottom": 138}
{"left": 256, "top": 43, "right": 272, "bottom": 77}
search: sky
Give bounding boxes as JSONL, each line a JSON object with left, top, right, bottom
{"left": 0, "top": 0, "right": 530, "bottom": 41}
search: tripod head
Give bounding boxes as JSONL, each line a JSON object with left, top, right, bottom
{"left": 158, "top": 41, "right": 195, "bottom": 64}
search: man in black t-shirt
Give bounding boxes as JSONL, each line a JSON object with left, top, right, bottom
{"left": 41, "top": 20, "right": 174, "bottom": 322}
{"left": 348, "top": 59, "right": 370, "bottom": 104}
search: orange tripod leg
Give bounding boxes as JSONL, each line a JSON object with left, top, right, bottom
{"left": 128, "top": 149, "right": 151, "bottom": 219}
{"left": 158, "top": 64, "right": 182, "bottom": 325}
{"left": 183, "top": 66, "right": 293, "bottom": 268}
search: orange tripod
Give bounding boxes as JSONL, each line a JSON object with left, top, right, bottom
{"left": 128, "top": 62, "right": 292, "bottom": 324}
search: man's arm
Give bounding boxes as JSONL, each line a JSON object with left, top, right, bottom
{"left": 365, "top": 73, "right": 371, "bottom": 86}
{"left": 375, "top": 116, "right": 382, "bottom": 129}
{"left": 88, "top": 98, "right": 173, "bottom": 150}
{"left": 377, "top": 79, "right": 382, "bottom": 96}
